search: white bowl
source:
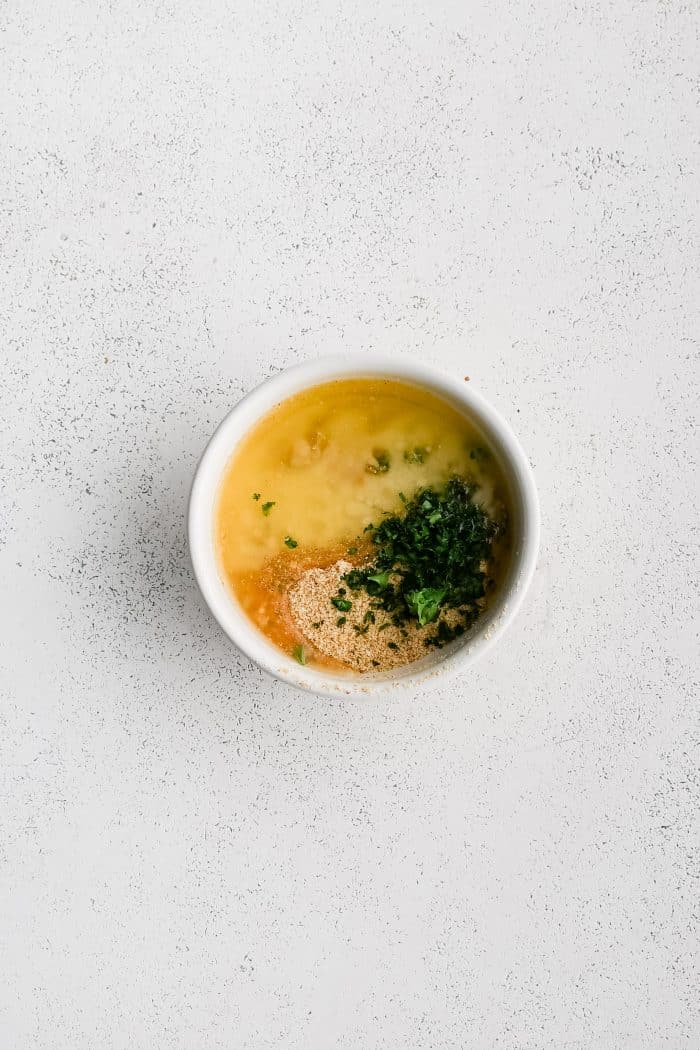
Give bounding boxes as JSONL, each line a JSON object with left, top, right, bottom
{"left": 188, "top": 354, "right": 539, "bottom": 698}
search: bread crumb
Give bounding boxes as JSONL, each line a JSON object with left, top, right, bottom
{"left": 288, "top": 560, "right": 465, "bottom": 672}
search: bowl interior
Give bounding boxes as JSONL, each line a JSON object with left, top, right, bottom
{"left": 188, "top": 355, "right": 539, "bottom": 697}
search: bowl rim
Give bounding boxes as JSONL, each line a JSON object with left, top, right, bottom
{"left": 188, "top": 353, "right": 540, "bottom": 698}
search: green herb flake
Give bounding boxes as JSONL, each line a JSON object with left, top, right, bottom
{"left": 469, "top": 446, "right": 490, "bottom": 463}
{"left": 292, "top": 645, "right": 307, "bottom": 665}
{"left": 347, "top": 546, "right": 358, "bottom": 555}
{"left": 284, "top": 535, "right": 298, "bottom": 548}
{"left": 340, "top": 476, "right": 499, "bottom": 630}
{"left": 330, "top": 597, "right": 352, "bottom": 612}
{"left": 366, "top": 448, "right": 391, "bottom": 474}
{"left": 403, "top": 446, "right": 430, "bottom": 464}
{"left": 311, "top": 621, "right": 322, "bottom": 629}
{"left": 252, "top": 492, "right": 261, "bottom": 501}
{"left": 425, "top": 620, "right": 467, "bottom": 649}
{"left": 387, "top": 641, "right": 399, "bottom": 651}
{"left": 367, "top": 571, "right": 391, "bottom": 589}
{"left": 261, "top": 501, "right": 275, "bottom": 515}
{"left": 402, "top": 588, "right": 447, "bottom": 625}
{"left": 336, "top": 616, "right": 347, "bottom": 627}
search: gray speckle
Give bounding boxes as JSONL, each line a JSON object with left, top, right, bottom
{"left": 1, "top": 1, "right": 698, "bottom": 1047}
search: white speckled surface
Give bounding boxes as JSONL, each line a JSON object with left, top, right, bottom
{"left": 1, "top": 2, "right": 699, "bottom": 1047}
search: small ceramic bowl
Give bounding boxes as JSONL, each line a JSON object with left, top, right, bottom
{"left": 188, "top": 354, "right": 539, "bottom": 698}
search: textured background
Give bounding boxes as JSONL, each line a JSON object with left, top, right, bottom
{"left": 1, "top": 1, "right": 698, "bottom": 1047}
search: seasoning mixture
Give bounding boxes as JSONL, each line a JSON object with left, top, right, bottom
{"left": 216, "top": 378, "right": 511, "bottom": 673}
{"left": 288, "top": 560, "right": 469, "bottom": 673}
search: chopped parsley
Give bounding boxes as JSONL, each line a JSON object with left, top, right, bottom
{"left": 330, "top": 596, "right": 352, "bottom": 612}
{"left": 366, "top": 448, "right": 391, "bottom": 474}
{"left": 366, "top": 570, "right": 390, "bottom": 592}
{"left": 403, "top": 446, "right": 430, "bottom": 464}
{"left": 406, "top": 587, "right": 447, "bottom": 626}
{"left": 284, "top": 535, "right": 298, "bottom": 548}
{"left": 261, "top": 501, "right": 275, "bottom": 515}
{"left": 347, "top": 546, "right": 358, "bottom": 555}
{"left": 292, "top": 644, "right": 307, "bottom": 665}
{"left": 469, "top": 447, "right": 490, "bottom": 463}
{"left": 336, "top": 616, "right": 347, "bottom": 627}
{"left": 424, "top": 620, "right": 468, "bottom": 648}
{"left": 343, "top": 476, "right": 502, "bottom": 644}
{"left": 252, "top": 492, "right": 261, "bottom": 500}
